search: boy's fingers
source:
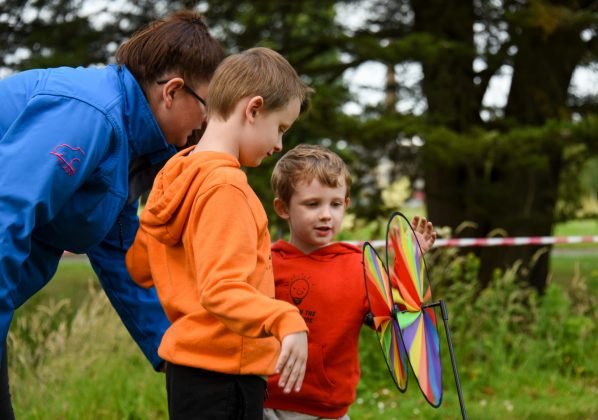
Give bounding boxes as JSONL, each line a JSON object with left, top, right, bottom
{"left": 278, "top": 355, "right": 296, "bottom": 388}
{"left": 277, "top": 332, "right": 307, "bottom": 391}
{"left": 284, "top": 355, "right": 306, "bottom": 393}
{"left": 283, "top": 367, "right": 296, "bottom": 393}
{"left": 292, "top": 361, "right": 306, "bottom": 392}
{"left": 428, "top": 224, "right": 436, "bottom": 241}
{"left": 413, "top": 216, "right": 431, "bottom": 235}
{"left": 412, "top": 216, "right": 420, "bottom": 231}
{"left": 275, "top": 349, "right": 290, "bottom": 374}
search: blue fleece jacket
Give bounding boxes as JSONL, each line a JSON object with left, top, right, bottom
{"left": 0, "top": 64, "right": 175, "bottom": 369}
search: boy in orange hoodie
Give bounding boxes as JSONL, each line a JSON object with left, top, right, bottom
{"left": 263, "top": 144, "right": 437, "bottom": 419}
{"left": 126, "top": 48, "right": 311, "bottom": 419}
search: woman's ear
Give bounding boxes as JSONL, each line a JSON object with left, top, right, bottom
{"left": 273, "top": 197, "right": 290, "bottom": 220}
{"left": 245, "top": 96, "right": 264, "bottom": 123}
{"left": 159, "top": 78, "right": 185, "bottom": 108}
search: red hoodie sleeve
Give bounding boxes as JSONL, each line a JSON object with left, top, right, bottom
{"left": 193, "top": 184, "right": 307, "bottom": 341}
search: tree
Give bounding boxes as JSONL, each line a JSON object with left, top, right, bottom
{"left": 1, "top": 0, "right": 138, "bottom": 69}
{"left": 350, "top": 0, "right": 598, "bottom": 291}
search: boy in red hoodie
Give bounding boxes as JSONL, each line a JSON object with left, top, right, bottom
{"left": 264, "top": 144, "right": 437, "bottom": 419}
{"left": 126, "top": 48, "right": 311, "bottom": 419}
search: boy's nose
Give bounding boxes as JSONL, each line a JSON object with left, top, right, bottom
{"left": 319, "top": 207, "right": 332, "bottom": 220}
{"left": 273, "top": 139, "right": 283, "bottom": 153}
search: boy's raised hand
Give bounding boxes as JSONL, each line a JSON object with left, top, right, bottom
{"left": 411, "top": 215, "right": 437, "bottom": 253}
{"left": 275, "top": 331, "right": 308, "bottom": 394}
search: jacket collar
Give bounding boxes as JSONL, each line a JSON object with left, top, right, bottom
{"left": 116, "top": 64, "right": 176, "bottom": 164}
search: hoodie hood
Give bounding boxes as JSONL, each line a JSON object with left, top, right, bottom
{"left": 140, "top": 148, "right": 241, "bottom": 245}
{"left": 271, "top": 239, "right": 361, "bottom": 262}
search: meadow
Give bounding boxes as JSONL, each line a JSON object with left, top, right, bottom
{"left": 8, "top": 220, "right": 598, "bottom": 419}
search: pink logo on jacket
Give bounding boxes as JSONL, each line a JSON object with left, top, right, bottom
{"left": 50, "top": 144, "right": 85, "bottom": 176}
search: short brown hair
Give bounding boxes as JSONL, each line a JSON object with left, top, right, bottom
{"left": 271, "top": 144, "right": 352, "bottom": 205}
{"left": 207, "top": 47, "right": 312, "bottom": 121}
{"left": 115, "top": 10, "right": 224, "bottom": 88}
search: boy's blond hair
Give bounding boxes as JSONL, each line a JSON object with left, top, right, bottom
{"left": 207, "top": 47, "right": 312, "bottom": 121}
{"left": 271, "top": 144, "right": 352, "bottom": 205}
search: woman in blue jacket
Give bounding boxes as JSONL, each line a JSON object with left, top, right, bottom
{"left": 0, "top": 10, "right": 224, "bottom": 417}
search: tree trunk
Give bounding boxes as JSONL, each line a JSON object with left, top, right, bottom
{"left": 411, "top": 0, "right": 479, "bottom": 131}
{"left": 483, "top": 18, "right": 587, "bottom": 292}
{"left": 411, "top": 0, "right": 480, "bottom": 240}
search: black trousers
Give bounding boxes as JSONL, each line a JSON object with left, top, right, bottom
{"left": 166, "top": 363, "right": 265, "bottom": 420}
{"left": 0, "top": 342, "right": 15, "bottom": 420}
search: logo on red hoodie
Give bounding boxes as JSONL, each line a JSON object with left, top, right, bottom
{"left": 290, "top": 275, "right": 310, "bottom": 305}
{"left": 50, "top": 144, "right": 85, "bottom": 176}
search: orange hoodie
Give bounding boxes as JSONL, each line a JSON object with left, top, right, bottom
{"left": 126, "top": 148, "right": 307, "bottom": 375}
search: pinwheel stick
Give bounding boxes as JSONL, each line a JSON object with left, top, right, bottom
{"left": 423, "top": 299, "right": 469, "bottom": 420}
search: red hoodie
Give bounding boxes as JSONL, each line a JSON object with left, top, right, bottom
{"left": 264, "top": 240, "right": 369, "bottom": 418}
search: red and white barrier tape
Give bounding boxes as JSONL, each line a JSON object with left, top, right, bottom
{"left": 62, "top": 235, "right": 598, "bottom": 257}
{"left": 352, "top": 236, "right": 598, "bottom": 249}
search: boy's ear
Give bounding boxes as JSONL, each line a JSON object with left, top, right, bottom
{"left": 273, "top": 198, "right": 290, "bottom": 220}
{"left": 245, "top": 96, "right": 264, "bottom": 123}
{"left": 345, "top": 197, "right": 351, "bottom": 208}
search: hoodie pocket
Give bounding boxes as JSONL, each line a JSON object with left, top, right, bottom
{"left": 307, "top": 343, "right": 334, "bottom": 389}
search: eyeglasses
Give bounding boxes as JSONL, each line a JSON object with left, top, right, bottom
{"left": 156, "top": 79, "right": 207, "bottom": 108}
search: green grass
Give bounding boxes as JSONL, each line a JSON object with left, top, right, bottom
{"left": 549, "top": 218, "right": 598, "bottom": 292}
{"left": 350, "top": 364, "right": 598, "bottom": 419}
{"left": 11, "top": 279, "right": 167, "bottom": 419}
{"left": 17, "top": 258, "right": 99, "bottom": 312}
{"left": 350, "top": 324, "right": 598, "bottom": 419}
{"left": 553, "top": 218, "right": 598, "bottom": 236}
{"left": 9, "top": 221, "right": 598, "bottom": 419}
{"left": 553, "top": 218, "right": 598, "bottom": 251}
{"left": 551, "top": 253, "right": 598, "bottom": 292}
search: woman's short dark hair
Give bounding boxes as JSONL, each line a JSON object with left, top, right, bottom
{"left": 116, "top": 10, "right": 225, "bottom": 89}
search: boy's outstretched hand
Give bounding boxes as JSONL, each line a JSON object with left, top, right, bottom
{"left": 411, "top": 215, "right": 437, "bottom": 253}
{"left": 276, "top": 331, "right": 308, "bottom": 394}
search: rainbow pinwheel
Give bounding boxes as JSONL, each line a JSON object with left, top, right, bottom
{"left": 362, "top": 211, "right": 468, "bottom": 419}
{"left": 386, "top": 212, "right": 442, "bottom": 407}
{"left": 362, "top": 242, "right": 408, "bottom": 391}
